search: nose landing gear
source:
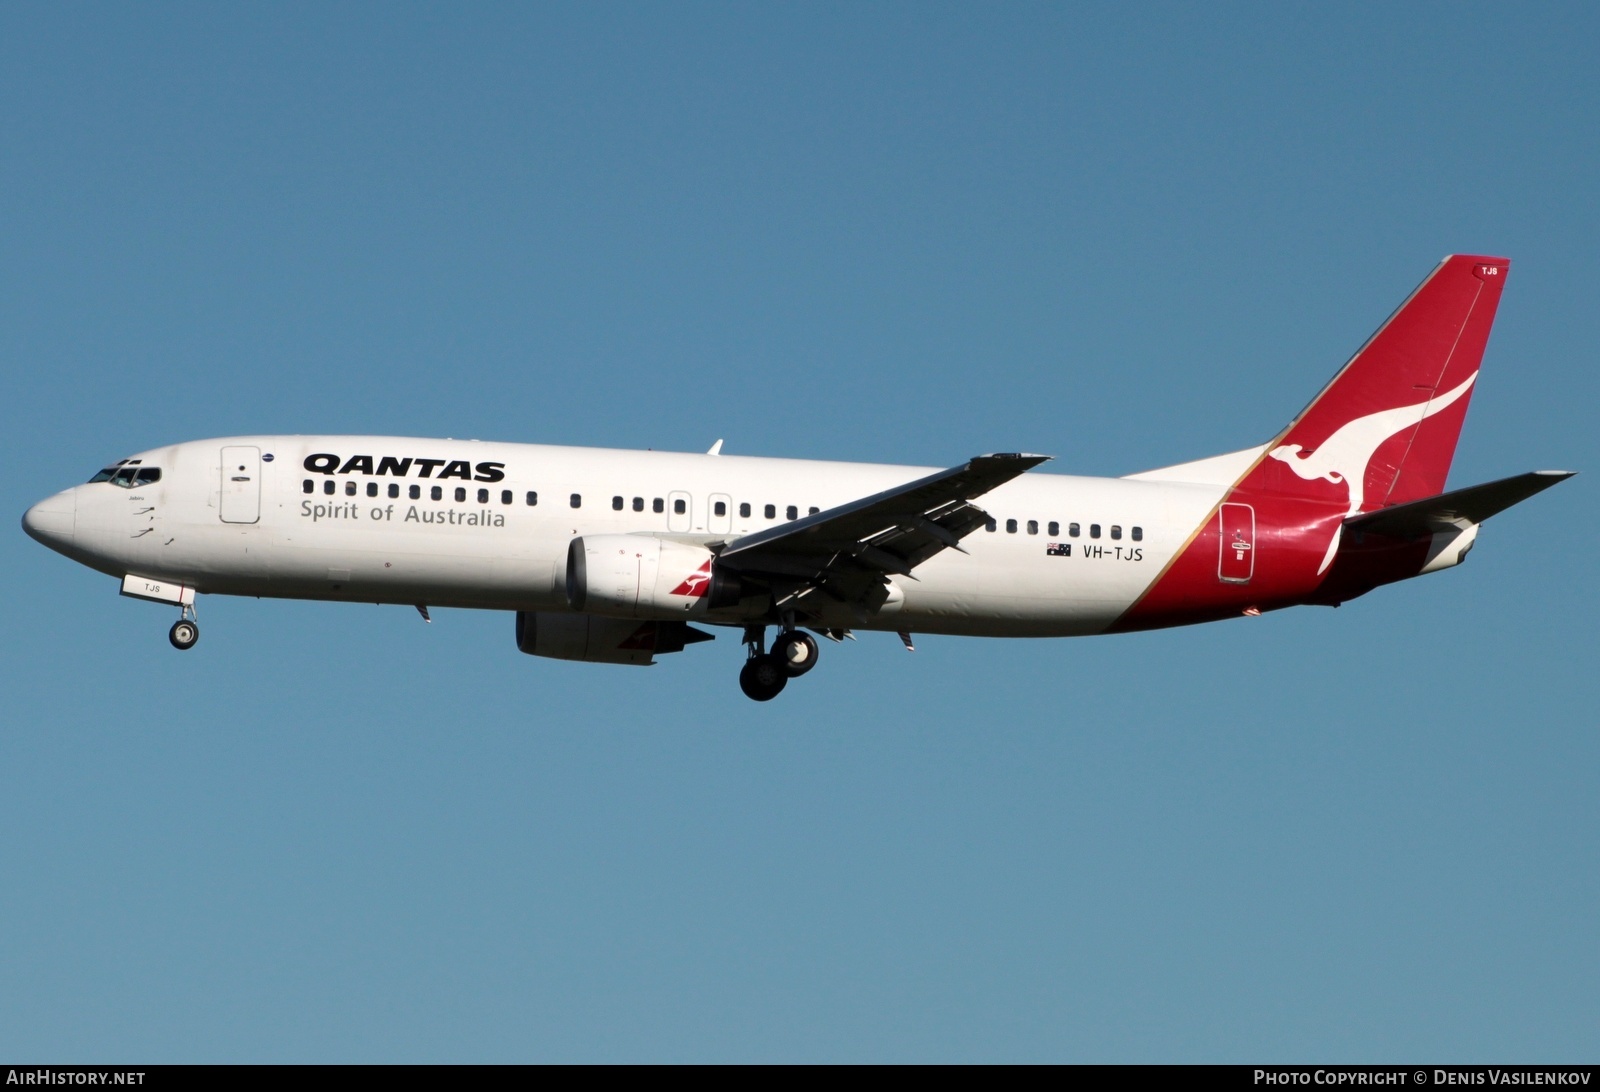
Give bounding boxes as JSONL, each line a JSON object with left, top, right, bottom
{"left": 168, "top": 603, "right": 199, "bottom": 650}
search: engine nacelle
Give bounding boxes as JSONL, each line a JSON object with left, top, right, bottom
{"left": 565, "top": 535, "right": 747, "bottom": 619}
{"left": 515, "top": 611, "right": 706, "bottom": 666}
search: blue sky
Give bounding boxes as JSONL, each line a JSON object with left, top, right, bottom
{"left": 2, "top": 3, "right": 1595, "bottom": 1061}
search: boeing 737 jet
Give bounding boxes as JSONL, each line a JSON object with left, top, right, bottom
{"left": 22, "top": 255, "right": 1572, "bottom": 699}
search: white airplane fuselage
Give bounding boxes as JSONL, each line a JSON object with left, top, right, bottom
{"left": 30, "top": 435, "right": 1232, "bottom": 639}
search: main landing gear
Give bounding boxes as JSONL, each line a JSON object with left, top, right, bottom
{"left": 738, "top": 626, "right": 822, "bottom": 701}
{"left": 774, "top": 629, "right": 818, "bottom": 676}
{"left": 168, "top": 603, "right": 199, "bottom": 650}
{"left": 738, "top": 651, "right": 787, "bottom": 701}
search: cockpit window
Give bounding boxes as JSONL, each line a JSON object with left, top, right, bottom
{"left": 94, "top": 465, "right": 161, "bottom": 488}
{"left": 91, "top": 458, "right": 153, "bottom": 486}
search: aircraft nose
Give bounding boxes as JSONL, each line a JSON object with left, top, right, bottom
{"left": 22, "top": 489, "right": 76, "bottom": 550}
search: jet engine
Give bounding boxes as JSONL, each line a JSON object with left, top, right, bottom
{"left": 565, "top": 535, "right": 749, "bottom": 618}
{"left": 514, "top": 611, "right": 712, "bottom": 666}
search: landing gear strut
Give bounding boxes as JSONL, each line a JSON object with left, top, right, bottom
{"left": 168, "top": 603, "right": 199, "bottom": 650}
{"left": 737, "top": 625, "right": 822, "bottom": 700}
{"left": 739, "top": 625, "right": 786, "bottom": 701}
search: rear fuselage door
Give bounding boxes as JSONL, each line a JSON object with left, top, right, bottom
{"left": 220, "top": 445, "right": 261, "bottom": 524}
{"left": 1218, "top": 502, "right": 1255, "bottom": 583}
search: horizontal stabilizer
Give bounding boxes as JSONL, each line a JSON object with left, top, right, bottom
{"left": 1344, "top": 470, "right": 1575, "bottom": 537}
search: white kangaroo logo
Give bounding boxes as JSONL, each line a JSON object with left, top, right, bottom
{"left": 1268, "top": 371, "right": 1477, "bottom": 573}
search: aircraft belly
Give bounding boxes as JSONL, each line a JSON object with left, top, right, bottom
{"left": 888, "top": 547, "right": 1157, "bottom": 638}
{"left": 869, "top": 608, "right": 1114, "bottom": 638}
{"left": 261, "top": 532, "right": 563, "bottom": 606}
{"left": 238, "top": 557, "right": 561, "bottom": 609}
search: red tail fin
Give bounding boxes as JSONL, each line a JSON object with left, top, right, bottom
{"left": 1253, "top": 255, "right": 1508, "bottom": 514}
{"left": 1113, "top": 256, "right": 1515, "bottom": 631}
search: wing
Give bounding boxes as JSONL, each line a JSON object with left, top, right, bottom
{"left": 717, "top": 452, "right": 1050, "bottom": 618}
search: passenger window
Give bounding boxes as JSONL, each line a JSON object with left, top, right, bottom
{"left": 764, "top": 504, "right": 776, "bottom": 519}
{"left": 431, "top": 485, "right": 443, "bottom": 501}
{"left": 985, "top": 518, "right": 996, "bottom": 532}
{"left": 786, "top": 505, "right": 797, "bottom": 520}
{"left": 135, "top": 468, "right": 161, "bottom": 485}
{"left": 477, "top": 488, "right": 489, "bottom": 504}
{"left": 653, "top": 498, "right": 664, "bottom": 513}
{"left": 501, "top": 490, "right": 512, "bottom": 505}
{"left": 1048, "top": 521, "right": 1059, "bottom": 536}
{"left": 1069, "top": 522, "right": 1079, "bottom": 537}
{"left": 1027, "top": 520, "right": 1038, "bottom": 535}
{"left": 632, "top": 497, "right": 644, "bottom": 512}
{"left": 739, "top": 502, "right": 751, "bottom": 518}
{"left": 526, "top": 491, "right": 538, "bottom": 506}
{"left": 303, "top": 480, "right": 314, "bottom": 494}
{"left": 1090, "top": 524, "right": 1101, "bottom": 539}
{"left": 324, "top": 480, "right": 335, "bottom": 496}
{"left": 411, "top": 485, "right": 422, "bottom": 500}
{"left": 808, "top": 507, "right": 819, "bottom": 515}
{"left": 714, "top": 500, "right": 726, "bottom": 517}
{"left": 1006, "top": 519, "right": 1018, "bottom": 533}
{"left": 454, "top": 487, "right": 467, "bottom": 502}
{"left": 1132, "top": 526, "right": 1143, "bottom": 541}
{"left": 674, "top": 498, "right": 687, "bottom": 515}
{"left": 612, "top": 496, "right": 624, "bottom": 511}
{"left": 570, "top": 494, "right": 582, "bottom": 508}
{"left": 367, "top": 482, "right": 378, "bottom": 497}
{"left": 345, "top": 481, "right": 357, "bottom": 496}
{"left": 1110, "top": 525, "right": 1122, "bottom": 540}
{"left": 390, "top": 484, "right": 401, "bottom": 499}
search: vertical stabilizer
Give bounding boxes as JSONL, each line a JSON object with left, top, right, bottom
{"left": 1256, "top": 254, "right": 1509, "bottom": 514}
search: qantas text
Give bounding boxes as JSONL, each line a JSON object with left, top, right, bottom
{"left": 303, "top": 454, "right": 506, "bottom": 482}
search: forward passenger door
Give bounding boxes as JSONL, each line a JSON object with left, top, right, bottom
{"left": 220, "top": 446, "right": 261, "bottom": 524}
